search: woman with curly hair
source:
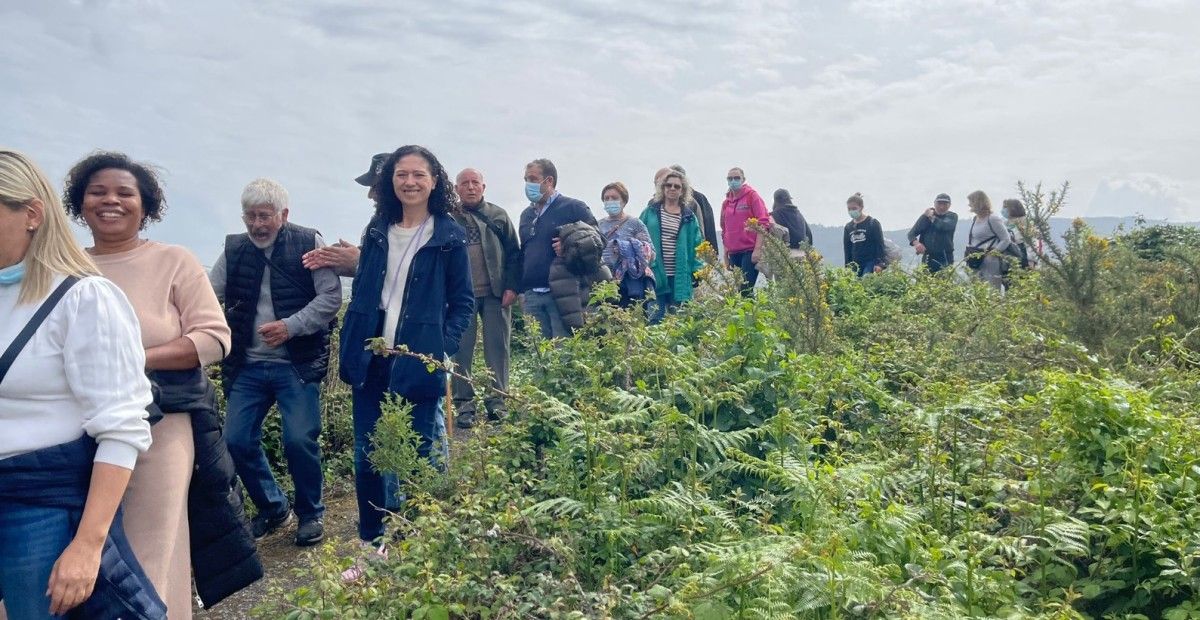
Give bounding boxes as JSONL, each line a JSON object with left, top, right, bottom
{"left": 63, "top": 151, "right": 260, "bottom": 617}
{"left": 641, "top": 170, "right": 702, "bottom": 323}
{"left": 337, "top": 146, "right": 474, "bottom": 564}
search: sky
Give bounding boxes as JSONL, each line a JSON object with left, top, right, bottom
{"left": 3, "top": 0, "right": 1198, "bottom": 262}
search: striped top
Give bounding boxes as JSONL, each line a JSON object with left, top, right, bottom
{"left": 660, "top": 208, "right": 682, "bottom": 275}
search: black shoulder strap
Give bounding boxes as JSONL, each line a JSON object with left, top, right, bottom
{"left": 253, "top": 246, "right": 310, "bottom": 291}
{"left": 0, "top": 276, "right": 80, "bottom": 386}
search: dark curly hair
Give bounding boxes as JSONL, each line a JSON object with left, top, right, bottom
{"left": 372, "top": 145, "right": 458, "bottom": 223}
{"left": 62, "top": 151, "right": 167, "bottom": 230}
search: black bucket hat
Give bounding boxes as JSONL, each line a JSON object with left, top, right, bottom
{"left": 355, "top": 152, "right": 390, "bottom": 186}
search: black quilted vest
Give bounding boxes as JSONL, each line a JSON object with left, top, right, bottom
{"left": 222, "top": 222, "right": 332, "bottom": 387}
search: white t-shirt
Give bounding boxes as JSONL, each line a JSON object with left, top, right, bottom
{"left": 380, "top": 219, "right": 435, "bottom": 348}
{"left": 0, "top": 275, "right": 153, "bottom": 468}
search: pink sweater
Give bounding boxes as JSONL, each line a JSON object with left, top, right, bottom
{"left": 92, "top": 241, "right": 230, "bottom": 365}
{"left": 720, "top": 184, "right": 771, "bottom": 254}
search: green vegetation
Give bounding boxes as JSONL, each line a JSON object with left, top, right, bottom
{"left": 257, "top": 185, "right": 1200, "bottom": 619}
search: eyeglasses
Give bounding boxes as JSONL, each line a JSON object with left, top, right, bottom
{"left": 663, "top": 183, "right": 683, "bottom": 190}
{"left": 726, "top": 176, "right": 743, "bottom": 182}
{"left": 242, "top": 212, "right": 278, "bottom": 223}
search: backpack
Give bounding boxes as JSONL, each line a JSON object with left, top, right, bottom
{"left": 882, "top": 237, "right": 902, "bottom": 267}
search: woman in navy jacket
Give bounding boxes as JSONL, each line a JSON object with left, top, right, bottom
{"left": 338, "top": 145, "right": 473, "bottom": 548}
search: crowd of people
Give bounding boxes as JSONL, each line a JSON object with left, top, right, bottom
{"left": 0, "top": 144, "right": 1037, "bottom": 618}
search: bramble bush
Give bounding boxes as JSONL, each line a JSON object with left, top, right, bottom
{"left": 258, "top": 182, "right": 1200, "bottom": 619}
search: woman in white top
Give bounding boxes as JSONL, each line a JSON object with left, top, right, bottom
{"left": 0, "top": 150, "right": 156, "bottom": 619}
{"left": 966, "top": 190, "right": 1012, "bottom": 290}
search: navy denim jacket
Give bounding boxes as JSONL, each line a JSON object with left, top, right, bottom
{"left": 0, "top": 436, "right": 167, "bottom": 619}
{"left": 339, "top": 212, "right": 474, "bottom": 402}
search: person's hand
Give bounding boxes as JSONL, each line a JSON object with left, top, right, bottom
{"left": 750, "top": 249, "right": 762, "bottom": 264}
{"left": 302, "top": 239, "right": 360, "bottom": 271}
{"left": 924, "top": 208, "right": 935, "bottom": 219}
{"left": 913, "top": 242, "right": 926, "bottom": 255}
{"left": 552, "top": 237, "right": 563, "bottom": 256}
{"left": 47, "top": 538, "right": 103, "bottom": 615}
{"left": 873, "top": 264, "right": 884, "bottom": 274}
{"left": 501, "top": 290, "right": 518, "bottom": 308}
{"left": 258, "top": 320, "right": 290, "bottom": 347}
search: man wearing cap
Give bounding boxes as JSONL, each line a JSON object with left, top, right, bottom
{"left": 300, "top": 152, "right": 390, "bottom": 277}
{"left": 907, "top": 193, "right": 959, "bottom": 273}
{"left": 450, "top": 168, "right": 521, "bottom": 428}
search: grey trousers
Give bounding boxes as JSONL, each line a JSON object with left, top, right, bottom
{"left": 452, "top": 295, "right": 511, "bottom": 414}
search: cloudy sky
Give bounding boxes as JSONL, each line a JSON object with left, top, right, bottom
{"left": 3, "top": 0, "right": 1197, "bottom": 262}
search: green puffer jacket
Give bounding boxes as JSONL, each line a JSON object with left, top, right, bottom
{"left": 451, "top": 200, "right": 522, "bottom": 298}
{"left": 641, "top": 203, "right": 702, "bottom": 303}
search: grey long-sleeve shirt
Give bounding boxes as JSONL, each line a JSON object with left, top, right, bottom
{"left": 209, "top": 234, "right": 342, "bottom": 363}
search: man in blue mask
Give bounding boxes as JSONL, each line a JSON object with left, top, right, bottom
{"left": 517, "top": 158, "right": 597, "bottom": 339}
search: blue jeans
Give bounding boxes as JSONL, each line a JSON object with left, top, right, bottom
{"left": 856, "top": 259, "right": 880, "bottom": 277}
{"left": 0, "top": 503, "right": 72, "bottom": 619}
{"left": 729, "top": 250, "right": 759, "bottom": 295}
{"left": 649, "top": 277, "right": 679, "bottom": 325}
{"left": 522, "top": 290, "right": 569, "bottom": 339}
{"left": 224, "top": 360, "right": 324, "bottom": 521}
{"left": 352, "top": 356, "right": 447, "bottom": 542}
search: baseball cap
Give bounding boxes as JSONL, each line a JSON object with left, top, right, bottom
{"left": 935, "top": 193, "right": 952, "bottom": 204}
{"left": 355, "top": 152, "right": 390, "bottom": 187}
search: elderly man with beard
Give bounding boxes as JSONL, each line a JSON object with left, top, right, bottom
{"left": 209, "top": 178, "right": 341, "bottom": 547}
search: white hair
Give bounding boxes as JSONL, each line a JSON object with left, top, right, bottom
{"left": 240, "top": 177, "right": 289, "bottom": 212}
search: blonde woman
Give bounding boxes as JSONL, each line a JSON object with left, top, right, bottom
{"left": 0, "top": 149, "right": 162, "bottom": 619}
{"left": 965, "top": 190, "right": 1011, "bottom": 289}
{"left": 63, "top": 151, "right": 260, "bottom": 615}
{"left": 641, "top": 170, "right": 702, "bottom": 323}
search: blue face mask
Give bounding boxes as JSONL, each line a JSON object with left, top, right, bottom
{"left": 1001, "top": 207, "right": 1010, "bottom": 219}
{"left": 728, "top": 178, "right": 744, "bottom": 192}
{"left": 525, "top": 181, "right": 544, "bottom": 203}
{"left": 0, "top": 261, "right": 26, "bottom": 286}
{"left": 848, "top": 209, "right": 862, "bottom": 220}
{"left": 603, "top": 200, "right": 622, "bottom": 216}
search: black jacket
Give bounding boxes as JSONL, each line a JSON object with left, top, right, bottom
{"left": 907, "top": 210, "right": 959, "bottom": 261}
{"left": 222, "top": 223, "right": 334, "bottom": 389}
{"left": 517, "top": 194, "right": 597, "bottom": 292}
{"left": 770, "top": 204, "right": 813, "bottom": 249}
{"left": 149, "top": 369, "right": 263, "bottom": 608}
{"left": 843, "top": 216, "right": 886, "bottom": 267}
{"left": 692, "top": 190, "right": 720, "bottom": 252}
{"left": 339, "top": 212, "right": 474, "bottom": 402}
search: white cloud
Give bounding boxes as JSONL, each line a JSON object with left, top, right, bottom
{"left": 1, "top": 0, "right": 1197, "bottom": 265}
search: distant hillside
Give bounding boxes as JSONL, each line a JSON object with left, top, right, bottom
{"left": 805, "top": 216, "right": 1196, "bottom": 267}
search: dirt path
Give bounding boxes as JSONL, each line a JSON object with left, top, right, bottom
{"left": 195, "top": 490, "right": 359, "bottom": 619}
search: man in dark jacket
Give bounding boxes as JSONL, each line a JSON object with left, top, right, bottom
{"left": 770, "top": 188, "right": 814, "bottom": 248}
{"left": 907, "top": 193, "right": 959, "bottom": 273}
{"left": 210, "top": 178, "right": 341, "bottom": 546}
{"left": 518, "top": 158, "right": 597, "bottom": 339}
{"left": 450, "top": 168, "right": 521, "bottom": 428}
{"left": 669, "top": 164, "right": 720, "bottom": 251}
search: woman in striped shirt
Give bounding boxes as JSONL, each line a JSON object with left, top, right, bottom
{"left": 640, "top": 171, "right": 702, "bottom": 324}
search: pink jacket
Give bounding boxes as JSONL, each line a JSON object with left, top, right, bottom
{"left": 720, "top": 184, "right": 771, "bottom": 254}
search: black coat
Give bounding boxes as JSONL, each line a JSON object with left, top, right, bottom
{"left": 149, "top": 369, "right": 263, "bottom": 608}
